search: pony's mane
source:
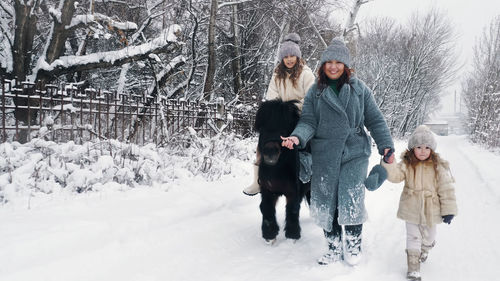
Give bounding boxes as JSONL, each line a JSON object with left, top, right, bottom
{"left": 254, "top": 99, "right": 300, "bottom": 134}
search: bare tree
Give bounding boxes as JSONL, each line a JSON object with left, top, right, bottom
{"left": 342, "top": 0, "right": 372, "bottom": 38}
{"left": 462, "top": 16, "right": 500, "bottom": 148}
{"left": 356, "top": 9, "right": 458, "bottom": 137}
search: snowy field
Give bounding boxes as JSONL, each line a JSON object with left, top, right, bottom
{"left": 0, "top": 135, "right": 499, "bottom": 281}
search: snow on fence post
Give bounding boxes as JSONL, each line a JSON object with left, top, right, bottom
{"left": 26, "top": 85, "right": 31, "bottom": 143}
{"left": 14, "top": 80, "right": 19, "bottom": 141}
{"left": 141, "top": 92, "right": 146, "bottom": 144}
{"left": 60, "top": 85, "right": 65, "bottom": 140}
{"left": 79, "top": 88, "right": 84, "bottom": 143}
{"left": 113, "top": 92, "right": 118, "bottom": 140}
{"left": 69, "top": 85, "right": 74, "bottom": 141}
{"left": 216, "top": 97, "right": 224, "bottom": 130}
{"left": 89, "top": 88, "right": 93, "bottom": 141}
{"left": 154, "top": 95, "right": 159, "bottom": 145}
{"left": 121, "top": 93, "right": 126, "bottom": 142}
{"left": 1, "top": 80, "right": 6, "bottom": 142}
{"left": 105, "top": 91, "right": 110, "bottom": 139}
{"left": 98, "top": 89, "right": 102, "bottom": 140}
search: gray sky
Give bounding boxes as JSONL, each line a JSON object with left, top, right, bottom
{"left": 356, "top": 0, "right": 499, "bottom": 114}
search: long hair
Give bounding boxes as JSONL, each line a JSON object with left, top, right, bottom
{"left": 402, "top": 148, "right": 443, "bottom": 177}
{"left": 274, "top": 58, "right": 305, "bottom": 89}
{"left": 317, "top": 63, "right": 353, "bottom": 91}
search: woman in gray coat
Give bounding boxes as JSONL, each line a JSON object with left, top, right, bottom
{"left": 281, "top": 38, "right": 394, "bottom": 266}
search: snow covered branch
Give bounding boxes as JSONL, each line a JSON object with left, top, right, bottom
{"left": 98, "top": 0, "right": 143, "bottom": 10}
{"left": 37, "top": 25, "right": 183, "bottom": 79}
{"left": 67, "top": 13, "right": 138, "bottom": 32}
{"left": 0, "top": 1, "right": 14, "bottom": 17}
{"left": 149, "top": 55, "right": 186, "bottom": 98}
{"left": 218, "top": 0, "right": 252, "bottom": 10}
{"left": 306, "top": 11, "right": 327, "bottom": 48}
{"left": 48, "top": 6, "right": 62, "bottom": 23}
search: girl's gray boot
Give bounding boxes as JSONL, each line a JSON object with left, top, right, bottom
{"left": 406, "top": 249, "right": 422, "bottom": 280}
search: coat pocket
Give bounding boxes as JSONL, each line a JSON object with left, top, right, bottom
{"left": 310, "top": 138, "right": 329, "bottom": 165}
{"left": 341, "top": 129, "right": 371, "bottom": 162}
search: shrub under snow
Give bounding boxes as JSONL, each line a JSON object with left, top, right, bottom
{"left": 0, "top": 132, "right": 255, "bottom": 204}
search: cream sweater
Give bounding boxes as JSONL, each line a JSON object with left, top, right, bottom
{"left": 265, "top": 65, "right": 315, "bottom": 109}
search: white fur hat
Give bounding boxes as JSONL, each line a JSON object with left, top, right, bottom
{"left": 408, "top": 125, "right": 437, "bottom": 151}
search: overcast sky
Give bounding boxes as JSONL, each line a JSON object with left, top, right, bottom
{"left": 356, "top": 0, "right": 500, "bottom": 114}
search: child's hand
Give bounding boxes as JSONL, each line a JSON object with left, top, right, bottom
{"left": 442, "top": 215, "right": 454, "bottom": 224}
{"left": 281, "top": 136, "right": 299, "bottom": 150}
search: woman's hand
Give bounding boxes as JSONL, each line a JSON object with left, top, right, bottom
{"left": 281, "top": 136, "right": 299, "bottom": 150}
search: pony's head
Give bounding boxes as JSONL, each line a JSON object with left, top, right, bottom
{"left": 255, "top": 99, "right": 300, "bottom": 166}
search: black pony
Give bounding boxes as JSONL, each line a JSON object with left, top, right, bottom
{"left": 254, "top": 99, "right": 310, "bottom": 243}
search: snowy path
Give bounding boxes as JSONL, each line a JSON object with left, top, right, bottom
{"left": 0, "top": 135, "right": 499, "bottom": 281}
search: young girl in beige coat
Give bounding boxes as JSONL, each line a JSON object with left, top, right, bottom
{"left": 243, "top": 33, "right": 315, "bottom": 196}
{"left": 382, "top": 125, "right": 457, "bottom": 281}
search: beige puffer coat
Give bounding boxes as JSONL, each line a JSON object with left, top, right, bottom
{"left": 265, "top": 65, "right": 315, "bottom": 109}
{"left": 382, "top": 156, "right": 457, "bottom": 227}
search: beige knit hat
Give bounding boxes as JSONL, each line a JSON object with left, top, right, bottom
{"left": 408, "top": 125, "right": 437, "bottom": 151}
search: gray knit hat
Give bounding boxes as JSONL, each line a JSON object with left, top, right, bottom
{"left": 320, "top": 37, "right": 350, "bottom": 67}
{"left": 279, "top": 33, "right": 302, "bottom": 60}
{"left": 408, "top": 125, "right": 437, "bottom": 151}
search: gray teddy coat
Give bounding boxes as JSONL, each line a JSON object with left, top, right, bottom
{"left": 291, "top": 76, "right": 393, "bottom": 231}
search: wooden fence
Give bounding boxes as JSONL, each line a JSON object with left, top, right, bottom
{"left": 0, "top": 79, "right": 256, "bottom": 145}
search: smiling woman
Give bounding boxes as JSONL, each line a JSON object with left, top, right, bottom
{"left": 323, "top": 60, "right": 345, "bottom": 80}
{"left": 281, "top": 37, "right": 394, "bottom": 266}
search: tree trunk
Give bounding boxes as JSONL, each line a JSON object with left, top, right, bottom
{"left": 12, "top": 0, "right": 38, "bottom": 81}
{"left": 343, "top": 0, "right": 369, "bottom": 38}
{"left": 202, "top": 0, "right": 218, "bottom": 101}
{"left": 230, "top": 4, "right": 243, "bottom": 97}
{"left": 184, "top": 0, "right": 199, "bottom": 98}
{"left": 12, "top": 1, "right": 39, "bottom": 143}
{"left": 36, "top": 0, "right": 76, "bottom": 82}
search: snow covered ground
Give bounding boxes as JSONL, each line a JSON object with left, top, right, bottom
{"left": 0, "top": 135, "right": 499, "bottom": 281}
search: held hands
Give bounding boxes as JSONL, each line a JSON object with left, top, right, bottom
{"left": 383, "top": 148, "right": 395, "bottom": 164}
{"left": 281, "top": 136, "right": 299, "bottom": 149}
{"left": 442, "top": 215, "right": 454, "bottom": 224}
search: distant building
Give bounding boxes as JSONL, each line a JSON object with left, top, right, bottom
{"left": 426, "top": 112, "right": 466, "bottom": 136}
{"left": 424, "top": 121, "right": 449, "bottom": 136}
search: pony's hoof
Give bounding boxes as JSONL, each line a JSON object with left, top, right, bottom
{"left": 264, "top": 238, "right": 276, "bottom": 245}
{"left": 285, "top": 228, "right": 301, "bottom": 240}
